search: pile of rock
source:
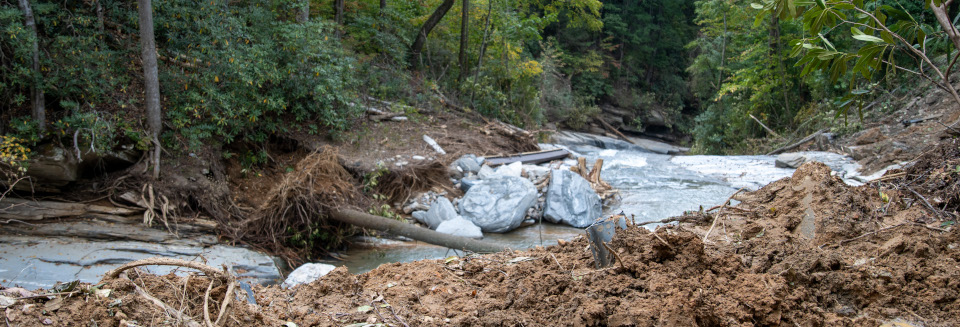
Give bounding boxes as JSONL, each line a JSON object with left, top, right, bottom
{"left": 404, "top": 153, "right": 604, "bottom": 239}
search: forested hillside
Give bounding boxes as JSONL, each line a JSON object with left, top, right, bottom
{"left": 2, "top": 0, "right": 960, "bottom": 173}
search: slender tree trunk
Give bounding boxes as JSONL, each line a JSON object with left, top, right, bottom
{"left": 932, "top": 2, "right": 960, "bottom": 55}
{"left": 95, "top": 0, "right": 104, "bottom": 34}
{"left": 296, "top": 0, "right": 309, "bottom": 23}
{"left": 458, "top": 0, "right": 470, "bottom": 83}
{"left": 410, "top": 0, "right": 456, "bottom": 67}
{"left": 380, "top": 0, "right": 386, "bottom": 12}
{"left": 468, "top": 0, "right": 493, "bottom": 104}
{"left": 334, "top": 0, "right": 343, "bottom": 37}
{"left": 137, "top": 0, "right": 162, "bottom": 178}
{"left": 17, "top": 0, "right": 45, "bottom": 133}
{"left": 931, "top": 1, "right": 960, "bottom": 127}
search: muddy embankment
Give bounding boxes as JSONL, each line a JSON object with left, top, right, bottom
{"left": 1, "top": 137, "right": 957, "bottom": 326}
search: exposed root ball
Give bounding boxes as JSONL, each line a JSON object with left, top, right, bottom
{"left": 241, "top": 147, "right": 362, "bottom": 265}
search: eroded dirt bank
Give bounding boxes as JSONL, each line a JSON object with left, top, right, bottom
{"left": 3, "top": 139, "right": 959, "bottom": 326}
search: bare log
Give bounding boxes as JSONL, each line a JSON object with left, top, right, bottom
{"left": 329, "top": 209, "right": 506, "bottom": 253}
{"left": 765, "top": 129, "right": 827, "bottom": 155}
{"left": 597, "top": 117, "right": 637, "bottom": 145}
{"left": 749, "top": 114, "right": 781, "bottom": 138}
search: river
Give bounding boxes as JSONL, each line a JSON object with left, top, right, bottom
{"left": 329, "top": 131, "right": 862, "bottom": 273}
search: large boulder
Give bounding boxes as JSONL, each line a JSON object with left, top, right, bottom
{"left": 282, "top": 263, "right": 336, "bottom": 288}
{"left": 459, "top": 176, "right": 538, "bottom": 233}
{"left": 543, "top": 170, "right": 602, "bottom": 228}
{"left": 435, "top": 216, "right": 483, "bottom": 239}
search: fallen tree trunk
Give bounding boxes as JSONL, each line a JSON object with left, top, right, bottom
{"left": 597, "top": 117, "right": 638, "bottom": 145}
{"left": 329, "top": 209, "right": 507, "bottom": 253}
{"left": 766, "top": 129, "right": 827, "bottom": 155}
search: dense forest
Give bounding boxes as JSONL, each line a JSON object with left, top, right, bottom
{"left": 2, "top": 0, "right": 960, "bottom": 174}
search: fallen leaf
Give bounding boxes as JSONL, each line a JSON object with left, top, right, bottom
{"left": 0, "top": 295, "right": 15, "bottom": 309}
{"left": 43, "top": 298, "right": 63, "bottom": 312}
{"left": 284, "top": 322, "right": 298, "bottom": 327}
{"left": 356, "top": 305, "right": 373, "bottom": 313}
{"left": 94, "top": 289, "right": 112, "bottom": 298}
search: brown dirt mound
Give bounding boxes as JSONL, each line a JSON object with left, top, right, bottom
{"left": 7, "top": 142, "right": 959, "bottom": 326}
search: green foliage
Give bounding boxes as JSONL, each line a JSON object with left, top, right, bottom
{"left": 2, "top": 0, "right": 361, "bottom": 152}
{"left": 156, "top": 0, "right": 360, "bottom": 148}
{"left": 362, "top": 162, "right": 388, "bottom": 194}
{"left": 6, "top": 117, "right": 42, "bottom": 147}
{"left": 51, "top": 109, "right": 118, "bottom": 156}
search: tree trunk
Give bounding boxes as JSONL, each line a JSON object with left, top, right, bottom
{"left": 296, "top": 0, "right": 309, "bottom": 23}
{"left": 467, "top": 0, "right": 493, "bottom": 103}
{"left": 410, "top": 0, "right": 456, "bottom": 67}
{"left": 380, "top": 0, "right": 386, "bottom": 12}
{"left": 96, "top": 0, "right": 104, "bottom": 33}
{"left": 137, "top": 0, "right": 162, "bottom": 179}
{"left": 17, "top": 0, "right": 45, "bottom": 133}
{"left": 329, "top": 209, "right": 506, "bottom": 253}
{"left": 334, "top": 0, "right": 343, "bottom": 37}
{"left": 932, "top": 3, "right": 960, "bottom": 55}
{"left": 458, "top": 0, "right": 470, "bottom": 83}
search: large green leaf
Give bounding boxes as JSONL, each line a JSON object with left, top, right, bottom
{"left": 852, "top": 34, "right": 886, "bottom": 43}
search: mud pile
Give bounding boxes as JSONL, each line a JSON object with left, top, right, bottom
{"left": 3, "top": 141, "right": 958, "bottom": 326}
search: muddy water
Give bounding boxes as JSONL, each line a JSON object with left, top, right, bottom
{"left": 333, "top": 134, "right": 861, "bottom": 274}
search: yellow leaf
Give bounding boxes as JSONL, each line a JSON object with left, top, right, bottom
{"left": 215, "top": 76, "right": 219, "bottom": 82}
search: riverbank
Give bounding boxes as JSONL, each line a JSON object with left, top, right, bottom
{"left": 2, "top": 137, "right": 957, "bottom": 326}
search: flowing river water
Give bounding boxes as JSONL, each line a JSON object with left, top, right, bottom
{"left": 329, "top": 132, "right": 863, "bottom": 273}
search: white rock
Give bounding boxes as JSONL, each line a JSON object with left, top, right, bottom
{"left": 435, "top": 216, "right": 483, "bottom": 239}
{"left": 495, "top": 161, "right": 523, "bottom": 177}
{"left": 282, "top": 263, "right": 337, "bottom": 288}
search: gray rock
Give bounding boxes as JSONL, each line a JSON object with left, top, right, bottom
{"left": 523, "top": 165, "right": 551, "bottom": 185}
{"left": 435, "top": 216, "right": 483, "bottom": 239}
{"left": 411, "top": 210, "right": 428, "bottom": 224}
{"left": 543, "top": 170, "right": 602, "bottom": 228}
{"left": 459, "top": 176, "right": 481, "bottom": 192}
{"left": 477, "top": 165, "right": 496, "bottom": 179}
{"left": 775, "top": 153, "right": 807, "bottom": 168}
{"left": 459, "top": 176, "right": 538, "bottom": 233}
{"left": 0, "top": 235, "right": 281, "bottom": 290}
{"left": 423, "top": 197, "right": 458, "bottom": 229}
{"left": 282, "top": 263, "right": 336, "bottom": 288}
{"left": 25, "top": 144, "right": 78, "bottom": 186}
{"left": 454, "top": 154, "right": 482, "bottom": 174}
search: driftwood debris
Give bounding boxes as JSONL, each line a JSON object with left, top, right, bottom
{"left": 329, "top": 209, "right": 506, "bottom": 253}
{"left": 570, "top": 157, "right": 616, "bottom": 200}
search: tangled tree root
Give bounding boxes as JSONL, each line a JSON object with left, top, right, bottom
{"left": 103, "top": 258, "right": 236, "bottom": 327}
{"left": 240, "top": 147, "right": 363, "bottom": 265}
